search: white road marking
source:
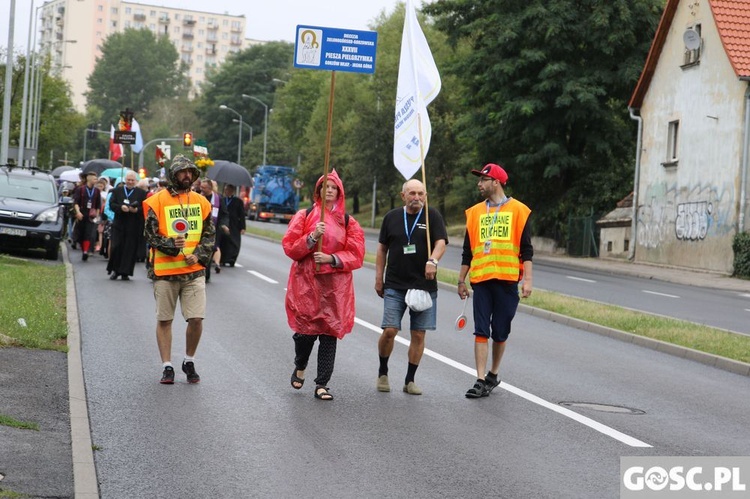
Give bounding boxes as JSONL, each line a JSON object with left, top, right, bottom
{"left": 566, "top": 276, "right": 596, "bottom": 283}
{"left": 642, "top": 290, "right": 680, "bottom": 299}
{"left": 740, "top": 293, "right": 750, "bottom": 299}
{"left": 247, "top": 270, "right": 278, "bottom": 284}
{"left": 745, "top": 309, "right": 750, "bottom": 313}
{"left": 354, "top": 317, "right": 652, "bottom": 448}
{"left": 234, "top": 263, "right": 244, "bottom": 268}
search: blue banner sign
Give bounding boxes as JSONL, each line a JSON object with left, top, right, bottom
{"left": 294, "top": 25, "right": 378, "bottom": 74}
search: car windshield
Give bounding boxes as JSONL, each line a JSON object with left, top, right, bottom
{"left": 0, "top": 174, "right": 57, "bottom": 203}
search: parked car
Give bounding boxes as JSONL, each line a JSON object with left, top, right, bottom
{"left": 0, "top": 166, "right": 71, "bottom": 260}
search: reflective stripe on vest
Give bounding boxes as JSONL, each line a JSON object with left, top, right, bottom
{"left": 465, "top": 198, "right": 530, "bottom": 284}
{"left": 144, "top": 189, "right": 211, "bottom": 276}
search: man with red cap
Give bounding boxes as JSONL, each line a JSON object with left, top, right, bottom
{"left": 457, "top": 163, "right": 533, "bottom": 398}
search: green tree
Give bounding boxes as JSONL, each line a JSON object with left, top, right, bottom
{"left": 195, "top": 41, "right": 294, "bottom": 166}
{"left": 86, "top": 29, "right": 187, "bottom": 124}
{"left": 425, "top": 0, "right": 664, "bottom": 238}
{"left": 1, "top": 53, "right": 85, "bottom": 167}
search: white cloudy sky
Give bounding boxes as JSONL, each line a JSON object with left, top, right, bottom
{"left": 2, "top": 0, "right": 430, "bottom": 52}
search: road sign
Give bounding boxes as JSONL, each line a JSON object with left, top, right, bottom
{"left": 293, "top": 178, "right": 304, "bottom": 189}
{"left": 114, "top": 131, "right": 136, "bottom": 144}
{"left": 293, "top": 25, "right": 377, "bottom": 74}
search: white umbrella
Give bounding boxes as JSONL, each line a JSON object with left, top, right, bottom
{"left": 59, "top": 168, "right": 83, "bottom": 182}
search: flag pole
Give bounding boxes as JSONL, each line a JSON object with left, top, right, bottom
{"left": 408, "top": 0, "right": 432, "bottom": 257}
{"left": 316, "top": 70, "right": 337, "bottom": 271}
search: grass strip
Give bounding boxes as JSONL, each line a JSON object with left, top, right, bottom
{"left": 0, "top": 255, "right": 68, "bottom": 351}
{"left": 0, "top": 414, "right": 39, "bottom": 431}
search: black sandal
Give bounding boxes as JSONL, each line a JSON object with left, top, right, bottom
{"left": 314, "top": 385, "right": 333, "bottom": 401}
{"left": 291, "top": 369, "right": 305, "bottom": 390}
{"left": 485, "top": 371, "right": 501, "bottom": 393}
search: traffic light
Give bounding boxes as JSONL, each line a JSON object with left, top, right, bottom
{"left": 183, "top": 132, "right": 193, "bottom": 148}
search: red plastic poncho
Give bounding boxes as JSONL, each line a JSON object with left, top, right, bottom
{"left": 282, "top": 170, "right": 365, "bottom": 338}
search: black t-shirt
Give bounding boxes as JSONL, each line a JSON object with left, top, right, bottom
{"left": 379, "top": 206, "right": 448, "bottom": 291}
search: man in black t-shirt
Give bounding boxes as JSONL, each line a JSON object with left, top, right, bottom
{"left": 375, "top": 179, "right": 448, "bottom": 395}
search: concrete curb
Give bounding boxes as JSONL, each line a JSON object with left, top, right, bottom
{"left": 63, "top": 244, "right": 100, "bottom": 498}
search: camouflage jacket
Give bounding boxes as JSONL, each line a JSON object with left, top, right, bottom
{"left": 143, "top": 196, "right": 216, "bottom": 282}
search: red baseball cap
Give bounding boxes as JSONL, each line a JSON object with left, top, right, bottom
{"left": 471, "top": 163, "right": 508, "bottom": 185}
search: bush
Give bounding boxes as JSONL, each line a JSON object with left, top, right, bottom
{"left": 732, "top": 231, "right": 750, "bottom": 278}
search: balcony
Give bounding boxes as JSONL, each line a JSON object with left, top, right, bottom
{"left": 134, "top": 13, "right": 146, "bottom": 21}
{"left": 158, "top": 16, "right": 170, "bottom": 24}
{"left": 206, "top": 23, "right": 218, "bottom": 30}
{"left": 230, "top": 38, "right": 242, "bottom": 46}
{"left": 183, "top": 32, "right": 194, "bottom": 39}
{"left": 230, "top": 25, "right": 242, "bottom": 33}
{"left": 206, "top": 46, "right": 216, "bottom": 55}
{"left": 181, "top": 45, "right": 193, "bottom": 52}
{"left": 183, "top": 19, "right": 196, "bottom": 26}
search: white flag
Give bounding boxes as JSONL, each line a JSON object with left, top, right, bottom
{"left": 393, "top": 0, "right": 441, "bottom": 180}
{"left": 131, "top": 118, "right": 144, "bottom": 153}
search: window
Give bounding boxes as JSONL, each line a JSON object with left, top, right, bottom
{"left": 683, "top": 24, "right": 702, "bottom": 66}
{"left": 664, "top": 120, "right": 679, "bottom": 167}
{"left": 97, "top": 5, "right": 103, "bottom": 11}
{"left": 624, "top": 239, "right": 629, "bottom": 252}
{"left": 111, "top": 7, "right": 118, "bottom": 14}
{"left": 125, "top": 7, "right": 131, "bottom": 14}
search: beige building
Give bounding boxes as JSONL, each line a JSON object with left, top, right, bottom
{"left": 37, "top": 0, "right": 249, "bottom": 111}
{"left": 628, "top": 0, "right": 750, "bottom": 273}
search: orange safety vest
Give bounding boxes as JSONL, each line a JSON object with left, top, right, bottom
{"left": 465, "top": 198, "right": 531, "bottom": 284}
{"left": 143, "top": 189, "right": 211, "bottom": 276}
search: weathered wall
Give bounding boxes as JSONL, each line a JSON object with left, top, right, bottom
{"left": 636, "top": 0, "right": 746, "bottom": 272}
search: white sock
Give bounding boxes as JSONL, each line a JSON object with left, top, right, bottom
{"left": 163, "top": 362, "right": 173, "bottom": 368}
{"left": 184, "top": 356, "right": 195, "bottom": 363}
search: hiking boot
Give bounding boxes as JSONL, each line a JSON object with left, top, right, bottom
{"left": 377, "top": 374, "right": 391, "bottom": 392}
{"left": 465, "top": 379, "right": 489, "bottom": 399}
{"left": 182, "top": 361, "right": 200, "bottom": 384}
{"left": 160, "top": 366, "right": 175, "bottom": 384}
{"left": 403, "top": 381, "right": 423, "bottom": 395}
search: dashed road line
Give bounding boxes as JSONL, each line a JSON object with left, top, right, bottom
{"left": 567, "top": 276, "right": 596, "bottom": 283}
{"left": 642, "top": 290, "right": 680, "bottom": 298}
{"left": 247, "top": 270, "right": 278, "bottom": 284}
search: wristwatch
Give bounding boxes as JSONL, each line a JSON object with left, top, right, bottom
{"left": 427, "top": 258, "right": 438, "bottom": 266}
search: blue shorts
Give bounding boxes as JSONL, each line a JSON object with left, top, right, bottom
{"left": 472, "top": 280, "right": 520, "bottom": 342}
{"left": 381, "top": 288, "right": 437, "bottom": 331}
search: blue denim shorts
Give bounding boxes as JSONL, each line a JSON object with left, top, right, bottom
{"left": 381, "top": 288, "right": 438, "bottom": 331}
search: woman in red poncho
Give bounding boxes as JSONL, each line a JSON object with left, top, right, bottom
{"left": 282, "top": 169, "right": 365, "bottom": 401}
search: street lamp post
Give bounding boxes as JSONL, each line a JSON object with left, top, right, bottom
{"left": 219, "top": 104, "right": 243, "bottom": 164}
{"left": 232, "top": 119, "right": 252, "bottom": 142}
{"left": 242, "top": 94, "right": 268, "bottom": 166}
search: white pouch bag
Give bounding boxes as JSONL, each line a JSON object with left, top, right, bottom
{"left": 405, "top": 289, "right": 433, "bottom": 312}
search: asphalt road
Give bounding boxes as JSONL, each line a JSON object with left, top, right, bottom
{"left": 68, "top": 235, "right": 750, "bottom": 498}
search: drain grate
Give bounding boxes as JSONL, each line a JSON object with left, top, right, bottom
{"left": 559, "top": 401, "right": 645, "bottom": 415}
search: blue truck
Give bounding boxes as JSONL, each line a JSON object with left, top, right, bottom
{"left": 246, "top": 165, "right": 300, "bottom": 222}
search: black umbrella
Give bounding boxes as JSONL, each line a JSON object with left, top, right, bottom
{"left": 206, "top": 160, "right": 253, "bottom": 187}
{"left": 50, "top": 165, "right": 74, "bottom": 177}
{"left": 81, "top": 158, "right": 123, "bottom": 176}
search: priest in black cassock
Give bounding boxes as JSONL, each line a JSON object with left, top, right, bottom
{"left": 219, "top": 184, "right": 246, "bottom": 267}
{"left": 106, "top": 171, "right": 147, "bottom": 280}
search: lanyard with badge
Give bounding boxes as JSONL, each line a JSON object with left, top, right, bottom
{"left": 403, "top": 206, "right": 423, "bottom": 255}
{"left": 85, "top": 186, "right": 95, "bottom": 210}
{"left": 123, "top": 187, "right": 133, "bottom": 205}
{"left": 484, "top": 197, "right": 509, "bottom": 254}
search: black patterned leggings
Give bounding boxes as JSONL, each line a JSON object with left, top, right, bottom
{"left": 293, "top": 333, "right": 338, "bottom": 387}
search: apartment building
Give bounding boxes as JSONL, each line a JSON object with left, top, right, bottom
{"left": 37, "top": 0, "right": 249, "bottom": 111}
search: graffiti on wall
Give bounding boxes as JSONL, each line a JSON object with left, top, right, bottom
{"left": 637, "top": 182, "right": 734, "bottom": 249}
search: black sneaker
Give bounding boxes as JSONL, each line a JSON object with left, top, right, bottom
{"left": 82, "top": 252, "right": 88, "bottom": 261}
{"left": 465, "top": 379, "right": 490, "bottom": 399}
{"left": 182, "top": 361, "right": 200, "bottom": 384}
{"left": 160, "top": 366, "right": 175, "bottom": 384}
